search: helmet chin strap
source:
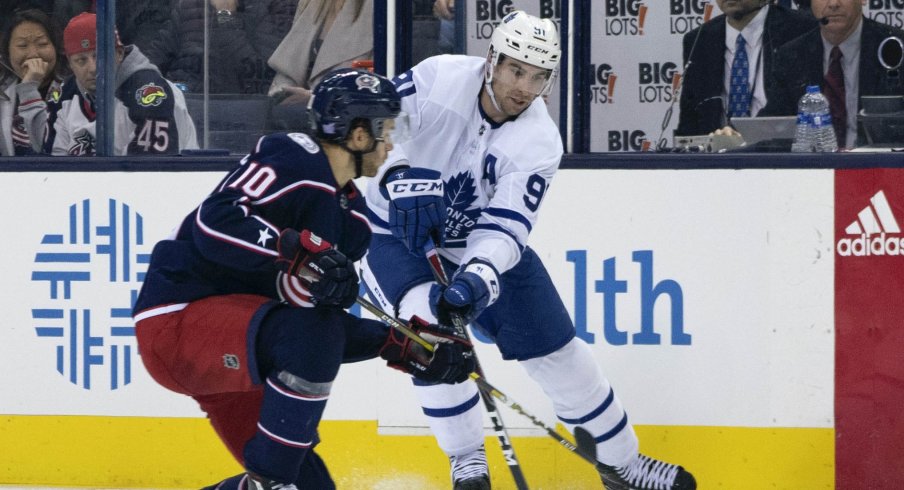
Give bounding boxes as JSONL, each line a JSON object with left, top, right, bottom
{"left": 484, "top": 52, "right": 505, "bottom": 114}
{"left": 485, "top": 80, "right": 504, "bottom": 114}
{"left": 341, "top": 136, "right": 379, "bottom": 179}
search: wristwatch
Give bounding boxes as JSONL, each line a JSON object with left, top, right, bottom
{"left": 216, "top": 9, "right": 235, "bottom": 26}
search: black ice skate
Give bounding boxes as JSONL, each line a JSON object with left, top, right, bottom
{"left": 246, "top": 472, "right": 299, "bottom": 490}
{"left": 450, "top": 445, "right": 491, "bottom": 489}
{"left": 598, "top": 453, "right": 696, "bottom": 490}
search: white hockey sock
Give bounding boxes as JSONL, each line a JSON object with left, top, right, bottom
{"left": 521, "top": 337, "right": 639, "bottom": 467}
{"left": 391, "top": 282, "right": 487, "bottom": 457}
{"left": 413, "top": 380, "right": 486, "bottom": 456}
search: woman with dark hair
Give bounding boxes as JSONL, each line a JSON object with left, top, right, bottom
{"left": 0, "top": 8, "right": 66, "bottom": 156}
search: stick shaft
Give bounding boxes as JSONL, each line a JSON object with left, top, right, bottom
{"left": 423, "top": 241, "right": 529, "bottom": 490}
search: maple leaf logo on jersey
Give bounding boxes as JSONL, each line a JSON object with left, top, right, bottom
{"left": 136, "top": 83, "right": 167, "bottom": 107}
{"left": 444, "top": 171, "right": 482, "bottom": 243}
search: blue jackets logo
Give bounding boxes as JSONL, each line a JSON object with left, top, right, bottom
{"left": 31, "top": 198, "right": 150, "bottom": 390}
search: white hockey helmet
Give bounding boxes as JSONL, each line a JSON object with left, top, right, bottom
{"left": 486, "top": 10, "right": 561, "bottom": 96}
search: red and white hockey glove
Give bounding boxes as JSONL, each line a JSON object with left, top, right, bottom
{"left": 276, "top": 229, "right": 358, "bottom": 309}
{"left": 379, "top": 315, "right": 475, "bottom": 384}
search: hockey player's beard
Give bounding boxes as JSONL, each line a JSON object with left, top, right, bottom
{"left": 485, "top": 82, "right": 533, "bottom": 120}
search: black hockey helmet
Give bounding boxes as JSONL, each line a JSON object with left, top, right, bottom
{"left": 308, "top": 68, "right": 402, "bottom": 145}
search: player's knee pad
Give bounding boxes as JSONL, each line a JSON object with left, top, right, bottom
{"left": 259, "top": 306, "right": 346, "bottom": 383}
{"left": 413, "top": 379, "right": 484, "bottom": 456}
{"left": 398, "top": 282, "right": 437, "bottom": 323}
{"left": 244, "top": 371, "right": 331, "bottom": 482}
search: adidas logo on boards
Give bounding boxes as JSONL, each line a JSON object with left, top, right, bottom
{"left": 837, "top": 190, "right": 904, "bottom": 257}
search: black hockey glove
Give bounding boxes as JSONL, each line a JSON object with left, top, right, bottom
{"left": 379, "top": 315, "right": 475, "bottom": 384}
{"left": 276, "top": 229, "right": 358, "bottom": 309}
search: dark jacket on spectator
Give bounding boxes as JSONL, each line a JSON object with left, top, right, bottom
{"left": 50, "top": 0, "right": 171, "bottom": 54}
{"left": 676, "top": 4, "right": 817, "bottom": 136}
{"left": 146, "top": 0, "right": 297, "bottom": 94}
{"left": 759, "top": 17, "right": 904, "bottom": 146}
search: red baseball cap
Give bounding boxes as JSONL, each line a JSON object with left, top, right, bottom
{"left": 63, "top": 12, "right": 121, "bottom": 56}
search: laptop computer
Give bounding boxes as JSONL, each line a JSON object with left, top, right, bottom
{"left": 730, "top": 116, "right": 797, "bottom": 145}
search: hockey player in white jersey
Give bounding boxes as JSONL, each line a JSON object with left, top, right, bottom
{"left": 361, "top": 10, "right": 696, "bottom": 490}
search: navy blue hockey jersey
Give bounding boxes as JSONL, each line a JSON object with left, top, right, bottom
{"left": 133, "top": 132, "right": 371, "bottom": 315}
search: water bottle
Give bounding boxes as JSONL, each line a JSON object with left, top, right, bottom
{"left": 790, "top": 87, "right": 815, "bottom": 152}
{"left": 808, "top": 87, "right": 838, "bottom": 152}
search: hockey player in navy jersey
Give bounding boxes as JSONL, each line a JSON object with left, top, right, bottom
{"left": 132, "top": 68, "right": 475, "bottom": 490}
{"left": 361, "top": 11, "right": 696, "bottom": 490}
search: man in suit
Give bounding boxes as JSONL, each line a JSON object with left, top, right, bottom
{"left": 760, "top": 0, "right": 904, "bottom": 148}
{"left": 676, "top": 0, "right": 817, "bottom": 136}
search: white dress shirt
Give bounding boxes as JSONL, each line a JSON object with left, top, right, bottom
{"left": 724, "top": 5, "right": 769, "bottom": 116}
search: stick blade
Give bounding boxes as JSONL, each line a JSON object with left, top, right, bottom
{"left": 574, "top": 426, "right": 598, "bottom": 462}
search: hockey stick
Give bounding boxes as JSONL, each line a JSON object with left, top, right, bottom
{"left": 354, "top": 294, "right": 602, "bottom": 469}
{"left": 574, "top": 427, "right": 634, "bottom": 490}
{"left": 423, "top": 239, "right": 530, "bottom": 490}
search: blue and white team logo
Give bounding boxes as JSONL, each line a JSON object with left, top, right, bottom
{"left": 30, "top": 198, "right": 151, "bottom": 390}
{"left": 444, "top": 171, "right": 482, "bottom": 245}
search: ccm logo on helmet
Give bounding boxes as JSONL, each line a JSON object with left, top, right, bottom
{"left": 528, "top": 45, "right": 550, "bottom": 54}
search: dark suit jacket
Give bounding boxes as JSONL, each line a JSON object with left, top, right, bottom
{"left": 676, "top": 5, "right": 817, "bottom": 136}
{"left": 760, "top": 17, "right": 904, "bottom": 145}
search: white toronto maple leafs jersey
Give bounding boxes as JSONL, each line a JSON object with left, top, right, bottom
{"left": 365, "top": 55, "right": 563, "bottom": 274}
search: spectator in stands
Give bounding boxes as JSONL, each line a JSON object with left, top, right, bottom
{"left": 676, "top": 0, "right": 816, "bottom": 136}
{"left": 0, "top": 2, "right": 52, "bottom": 33}
{"left": 410, "top": 0, "right": 455, "bottom": 65}
{"left": 145, "top": 0, "right": 297, "bottom": 94}
{"left": 47, "top": 12, "right": 197, "bottom": 156}
{"left": 432, "top": 0, "right": 455, "bottom": 54}
{"left": 0, "top": 8, "right": 66, "bottom": 156}
{"left": 760, "top": 0, "right": 904, "bottom": 148}
{"left": 50, "top": 0, "right": 173, "bottom": 57}
{"left": 267, "top": 0, "right": 372, "bottom": 128}
{"left": 792, "top": 0, "right": 816, "bottom": 20}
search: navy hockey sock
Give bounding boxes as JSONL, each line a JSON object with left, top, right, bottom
{"left": 243, "top": 373, "right": 330, "bottom": 483}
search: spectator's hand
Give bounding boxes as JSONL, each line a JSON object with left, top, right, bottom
{"left": 279, "top": 86, "right": 313, "bottom": 106}
{"left": 210, "top": 0, "right": 237, "bottom": 11}
{"left": 433, "top": 0, "right": 455, "bottom": 20}
{"left": 711, "top": 125, "right": 740, "bottom": 137}
{"left": 20, "top": 57, "right": 49, "bottom": 84}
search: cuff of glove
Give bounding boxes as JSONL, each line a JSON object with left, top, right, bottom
{"left": 378, "top": 163, "right": 411, "bottom": 200}
{"left": 462, "top": 259, "right": 501, "bottom": 306}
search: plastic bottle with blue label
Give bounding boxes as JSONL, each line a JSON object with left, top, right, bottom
{"left": 790, "top": 87, "right": 815, "bottom": 152}
{"left": 808, "top": 86, "right": 838, "bottom": 152}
